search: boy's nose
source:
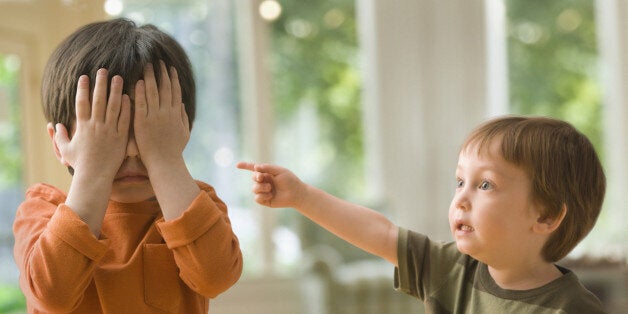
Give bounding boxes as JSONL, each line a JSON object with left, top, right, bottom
{"left": 453, "top": 191, "right": 471, "bottom": 211}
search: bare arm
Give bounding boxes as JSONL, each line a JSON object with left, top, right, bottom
{"left": 52, "top": 69, "right": 131, "bottom": 236}
{"left": 134, "top": 62, "right": 200, "bottom": 220}
{"left": 237, "top": 162, "right": 399, "bottom": 266}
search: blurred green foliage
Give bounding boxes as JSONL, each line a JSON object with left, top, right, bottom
{"left": 0, "top": 54, "right": 22, "bottom": 188}
{"left": 0, "top": 54, "right": 25, "bottom": 313}
{"left": 269, "top": 0, "right": 363, "bottom": 198}
{"left": 268, "top": 0, "right": 369, "bottom": 261}
{"left": 506, "top": 0, "right": 602, "bottom": 156}
{"left": 0, "top": 284, "right": 26, "bottom": 313}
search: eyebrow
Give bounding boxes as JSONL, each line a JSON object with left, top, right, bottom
{"left": 456, "top": 158, "right": 515, "bottom": 177}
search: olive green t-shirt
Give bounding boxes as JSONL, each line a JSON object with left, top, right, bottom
{"left": 394, "top": 228, "right": 606, "bottom": 313}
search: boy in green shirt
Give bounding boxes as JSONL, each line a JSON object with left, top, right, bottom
{"left": 237, "top": 116, "right": 606, "bottom": 313}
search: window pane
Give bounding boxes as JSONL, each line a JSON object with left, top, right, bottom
{"left": 268, "top": 0, "right": 367, "bottom": 269}
{"left": 506, "top": 0, "right": 601, "bottom": 150}
{"left": 505, "top": 0, "right": 613, "bottom": 256}
{"left": 0, "top": 53, "right": 25, "bottom": 305}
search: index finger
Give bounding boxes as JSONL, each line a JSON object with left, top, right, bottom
{"left": 170, "top": 66, "right": 182, "bottom": 107}
{"left": 236, "top": 161, "right": 256, "bottom": 172}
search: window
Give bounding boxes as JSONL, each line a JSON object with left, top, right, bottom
{"left": 505, "top": 0, "right": 617, "bottom": 257}
{"left": 267, "top": 0, "right": 367, "bottom": 270}
{"left": 507, "top": 0, "right": 601, "bottom": 149}
{"left": 0, "top": 53, "right": 26, "bottom": 311}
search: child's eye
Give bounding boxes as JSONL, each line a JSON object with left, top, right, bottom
{"left": 456, "top": 179, "right": 464, "bottom": 188}
{"left": 479, "top": 181, "right": 492, "bottom": 190}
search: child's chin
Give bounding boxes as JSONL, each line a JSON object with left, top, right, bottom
{"left": 110, "top": 185, "right": 155, "bottom": 203}
{"left": 455, "top": 240, "right": 476, "bottom": 256}
{"left": 114, "top": 176, "right": 149, "bottom": 184}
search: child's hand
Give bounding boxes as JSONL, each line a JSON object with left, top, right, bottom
{"left": 236, "top": 162, "right": 306, "bottom": 208}
{"left": 53, "top": 69, "right": 131, "bottom": 179}
{"left": 133, "top": 61, "right": 190, "bottom": 170}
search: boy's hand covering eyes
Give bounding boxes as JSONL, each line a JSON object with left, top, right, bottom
{"left": 133, "top": 61, "right": 190, "bottom": 170}
{"left": 53, "top": 68, "right": 131, "bottom": 180}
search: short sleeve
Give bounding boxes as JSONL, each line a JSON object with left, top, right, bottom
{"left": 394, "top": 227, "right": 429, "bottom": 299}
{"left": 394, "top": 228, "right": 465, "bottom": 301}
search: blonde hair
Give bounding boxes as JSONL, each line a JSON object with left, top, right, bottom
{"left": 461, "top": 116, "right": 605, "bottom": 262}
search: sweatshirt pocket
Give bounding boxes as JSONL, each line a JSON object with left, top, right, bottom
{"left": 143, "top": 243, "right": 182, "bottom": 312}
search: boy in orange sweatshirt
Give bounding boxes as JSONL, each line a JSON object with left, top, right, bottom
{"left": 13, "top": 18, "right": 243, "bottom": 313}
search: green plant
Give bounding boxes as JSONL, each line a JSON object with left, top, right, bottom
{"left": 0, "top": 284, "right": 26, "bottom": 313}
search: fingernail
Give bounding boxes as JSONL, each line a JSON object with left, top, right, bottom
{"left": 97, "top": 68, "right": 107, "bottom": 75}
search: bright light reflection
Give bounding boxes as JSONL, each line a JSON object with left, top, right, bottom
{"left": 214, "top": 147, "right": 234, "bottom": 168}
{"left": 273, "top": 226, "right": 302, "bottom": 265}
{"left": 259, "top": 0, "right": 282, "bottom": 21}
{"left": 286, "top": 19, "right": 313, "bottom": 38}
{"left": 104, "top": 0, "right": 124, "bottom": 16}
{"left": 3, "top": 54, "right": 20, "bottom": 73}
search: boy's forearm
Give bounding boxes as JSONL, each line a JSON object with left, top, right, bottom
{"left": 147, "top": 157, "right": 200, "bottom": 220}
{"left": 65, "top": 172, "right": 113, "bottom": 237}
{"left": 296, "top": 185, "right": 399, "bottom": 265}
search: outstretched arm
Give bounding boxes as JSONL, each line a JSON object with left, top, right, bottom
{"left": 237, "top": 162, "right": 399, "bottom": 266}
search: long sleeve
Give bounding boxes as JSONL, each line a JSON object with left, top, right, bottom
{"left": 13, "top": 184, "right": 110, "bottom": 313}
{"left": 14, "top": 182, "right": 243, "bottom": 313}
{"left": 156, "top": 182, "right": 243, "bottom": 298}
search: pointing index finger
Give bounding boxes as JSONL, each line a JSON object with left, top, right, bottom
{"left": 237, "top": 162, "right": 285, "bottom": 176}
{"left": 236, "top": 161, "right": 256, "bottom": 172}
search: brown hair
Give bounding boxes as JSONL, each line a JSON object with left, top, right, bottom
{"left": 461, "top": 115, "right": 606, "bottom": 262}
{"left": 41, "top": 18, "right": 196, "bottom": 130}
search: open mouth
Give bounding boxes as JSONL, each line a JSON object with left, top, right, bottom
{"left": 457, "top": 224, "right": 475, "bottom": 232}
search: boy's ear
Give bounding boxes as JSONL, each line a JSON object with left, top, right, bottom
{"left": 47, "top": 122, "right": 68, "bottom": 166}
{"left": 533, "top": 204, "right": 567, "bottom": 235}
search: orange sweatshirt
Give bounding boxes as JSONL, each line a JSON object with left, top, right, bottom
{"left": 13, "top": 181, "right": 243, "bottom": 313}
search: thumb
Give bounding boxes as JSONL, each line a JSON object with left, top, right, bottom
{"left": 253, "top": 163, "right": 286, "bottom": 176}
{"left": 52, "top": 123, "right": 71, "bottom": 166}
{"left": 54, "top": 123, "right": 71, "bottom": 147}
{"left": 237, "top": 162, "right": 288, "bottom": 176}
